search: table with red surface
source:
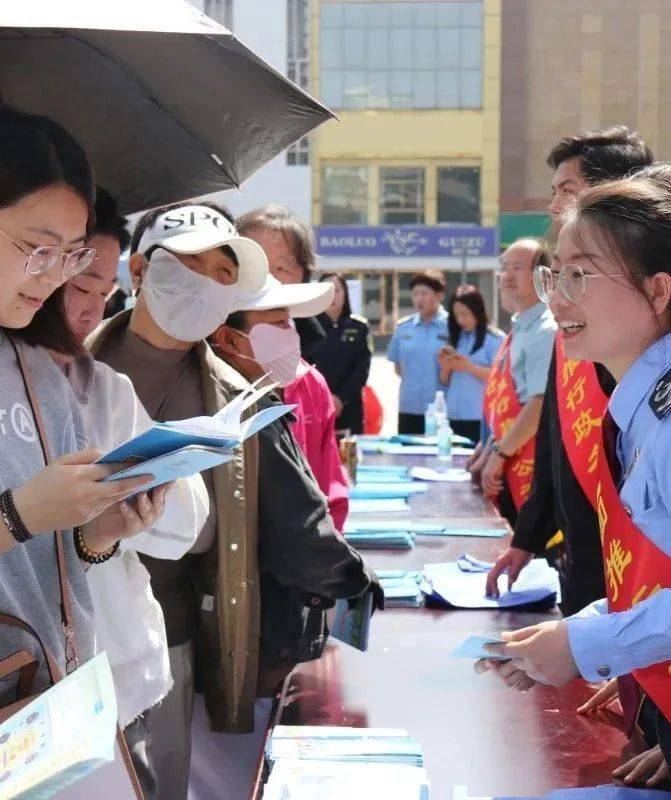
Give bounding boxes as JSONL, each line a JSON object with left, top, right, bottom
{"left": 251, "top": 452, "right": 628, "bottom": 800}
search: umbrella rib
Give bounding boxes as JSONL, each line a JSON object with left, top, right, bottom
{"left": 65, "top": 29, "right": 242, "bottom": 188}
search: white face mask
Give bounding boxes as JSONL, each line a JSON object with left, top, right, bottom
{"left": 237, "top": 320, "right": 301, "bottom": 387}
{"left": 142, "top": 249, "right": 237, "bottom": 342}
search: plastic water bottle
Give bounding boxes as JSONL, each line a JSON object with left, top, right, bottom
{"left": 433, "top": 391, "right": 447, "bottom": 427}
{"left": 437, "top": 418, "right": 453, "bottom": 465}
{"left": 424, "top": 403, "right": 437, "bottom": 436}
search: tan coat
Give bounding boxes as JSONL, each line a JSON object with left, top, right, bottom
{"left": 87, "top": 312, "right": 260, "bottom": 732}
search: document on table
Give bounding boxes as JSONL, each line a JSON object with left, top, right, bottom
{"left": 423, "top": 557, "right": 560, "bottom": 609}
{"left": 377, "top": 570, "right": 424, "bottom": 608}
{"left": 344, "top": 531, "right": 415, "bottom": 550}
{"left": 350, "top": 482, "right": 428, "bottom": 499}
{"left": 344, "top": 521, "right": 507, "bottom": 538}
{"left": 410, "top": 466, "right": 471, "bottom": 482}
{"left": 264, "top": 761, "right": 430, "bottom": 800}
{"left": 349, "top": 498, "right": 410, "bottom": 514}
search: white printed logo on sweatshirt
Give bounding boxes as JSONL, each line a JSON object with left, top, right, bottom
{"left": 0, "top": 403, "right": 37, "bottom": 443}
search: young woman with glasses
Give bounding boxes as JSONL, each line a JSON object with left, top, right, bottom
{"left": 0, "top": 106, "right": 160, "bottom": 704}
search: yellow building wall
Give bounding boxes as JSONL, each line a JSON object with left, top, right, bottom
{"left": 310, "top": 0, "right": 501, "bottom": 227}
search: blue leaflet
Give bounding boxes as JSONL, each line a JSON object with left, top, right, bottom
{"left": 349, "top": 482, "right": 428, "bottom": 500}
{"left": 331, "top": 592, "right": 373, "bottom": 651}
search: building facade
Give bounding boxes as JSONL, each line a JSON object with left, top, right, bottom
{"left": 500, "top": 0, "right": 671, "bottom": 245}
{"left": 310, "top": 0, "right": 502, "bottom": 331}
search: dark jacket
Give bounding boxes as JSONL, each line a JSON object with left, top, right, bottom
{"left": 312, "top": 313, "right": 372, "bottom": 434}
{"left": 295, "top": 315, "right": 327, "bottom": 362}
{"left": 255, "top": 394, "right": 377, "bottom": 672}
{"left": 512, "top": 349, "right": 614, "bottom": 615}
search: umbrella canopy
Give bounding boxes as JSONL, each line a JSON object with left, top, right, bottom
{"left": 0, "top": 0, "right": 334, "bottom": 213}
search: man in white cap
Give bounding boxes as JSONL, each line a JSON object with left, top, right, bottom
{"left": 87, "top": 201, "right": 268, "bottom": 799}
{"left": 213, "top": 275, "right": 349, "bottom": 529}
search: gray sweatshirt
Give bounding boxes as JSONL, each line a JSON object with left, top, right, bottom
{"left": 0, "top": 334, "right": 94, "bottom": 704}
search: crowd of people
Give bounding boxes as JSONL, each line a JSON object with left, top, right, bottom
{"left": 1, "top": 97, "right": 671, "bottom": 799}
{"left": 386, "top": 123, "right": 671, "bottom": 787}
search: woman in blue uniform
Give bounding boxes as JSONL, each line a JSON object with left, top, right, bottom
{"left": 476, "top": 170, "right": 671, "bottom": 785}
{"left": 439, "top": 285, "right": 504, "bottom": 443}
{"left": 313, "top": 273, "right": 371, "bottom": 434}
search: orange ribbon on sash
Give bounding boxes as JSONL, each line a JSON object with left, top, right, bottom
{"left": 483, "top": 334, "right": 535, "bottom": 511}
{"left": 555, "top": 336, "right": 671, "bottom": 722}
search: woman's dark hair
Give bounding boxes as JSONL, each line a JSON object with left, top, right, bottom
{"left": 564, "top": 174, "right": 671, "bottom": 321}
{"left": 447, "top": 285, "right": 490, "bottom": 353}
{"left": 319, "top": 272, "right": 351, "bottom": 319}
{"left": 0, "top": 106, "right": 95, "bottom": 354}
{"left": 408, "top": 269, "right": 446, "bottom": 294}
{"left": 236, "top": 205, "right": 315, "bottom": 283}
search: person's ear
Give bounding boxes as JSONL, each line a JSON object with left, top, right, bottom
{"left": 129, "top": 253, "right": 149, "bottom": 291}
{"left": 211, "top": 325, "right": 241, "bottom": 358}
{"left": 647, "top": 271, "right": 671, "bottom": 317}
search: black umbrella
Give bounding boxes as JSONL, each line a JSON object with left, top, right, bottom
{"left": 0, "top": 0, "right": 334, "bottom": 213}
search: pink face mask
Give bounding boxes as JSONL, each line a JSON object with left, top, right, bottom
{"left": 237, "top": 320, "right": 301, "bottom": 387}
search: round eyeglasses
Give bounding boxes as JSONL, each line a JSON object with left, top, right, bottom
{"left": 533, "top": 263, "right": 630, "bottom": 304}
{"left": 0, "top": 229, "right": 96, "bottom": 278}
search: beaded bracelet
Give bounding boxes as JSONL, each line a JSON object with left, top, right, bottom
{"left": 74, "top": 526, "right": 120, "bottom": 565}
{"left": 0, "top": 489, "right": 33, "bottom": 544}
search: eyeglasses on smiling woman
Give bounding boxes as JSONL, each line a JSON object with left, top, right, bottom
{"left": 0, "top": 229, "right": 96, "bottom": 278}
{"left": 533, "top": 263, "right": 636, "bottom": 304}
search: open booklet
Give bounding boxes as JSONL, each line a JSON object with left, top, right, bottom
{"left": 98, "top": 377, "right": 294, "bottom": 491}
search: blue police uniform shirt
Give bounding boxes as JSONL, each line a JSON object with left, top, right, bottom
{"left": 510, "top": 302, "right": 557, "bottom": 403}
{"left": 566, "top": 332, "right": 671, "bottom": 682}
{"left": 445, "top": 329, "right": 505, "bottom": 421}
{"left": 387, "top": 308, "right": 449, "bottom": 415}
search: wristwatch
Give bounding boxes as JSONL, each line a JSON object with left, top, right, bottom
{"left": 491, "top": 441, "right": 512, "bottom": 460}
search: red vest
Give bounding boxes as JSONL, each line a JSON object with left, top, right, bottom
{"left": 555, "top": 337, "right": 671, "bottom": 723}
{"left": 483, "top": 334, "right": 535, "bottom": 510}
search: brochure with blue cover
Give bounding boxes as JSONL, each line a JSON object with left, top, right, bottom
{"left": 98, "top": 379, "right": 294, "bottom": 492}
{"left": 331, "top": 592, "right": 374, "bottom": 651}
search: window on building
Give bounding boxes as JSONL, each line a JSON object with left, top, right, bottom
{"left": 380, "top": 167, "right": 425, "bottom": 224}
{"left": 321, "top": 166, "right": 369, "bottom": 224}
{"left": 203, "top": 0, "right": 233, "bottom": 29}
{"left": 320, "top": 1, "right": 483, "bottom": 110}
{"left": 437, "top": 166, "right": 480, "bottom": 224}
{"left": 287, "top": 0, "right": 311, "bottom": 166}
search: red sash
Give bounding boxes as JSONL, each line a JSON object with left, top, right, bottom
{"left": 555, "top": 337, "right": 671, "bottom": 722}
{"left": 483, "top": 334, "right": 535, "bottom": 510}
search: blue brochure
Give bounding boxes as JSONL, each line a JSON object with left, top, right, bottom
{"left": 451, "top": 635, "right": 509, "bottom": 660}
{"left": 331, "top": 592, "right": 374, "bottom": 651}
{"left": 100, "top": 379, "right": 294, "bottom": 491}
{"left": 350, "top": 482, "right": 428, "bottom": 500}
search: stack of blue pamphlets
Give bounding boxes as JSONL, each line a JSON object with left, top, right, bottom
{"left": 264, "top": 727, "right": 429, "bottom": 799}
{"left": 99, "top": 379, "right": 293, "bottom": 492}
{"left": 344, "top": 530, "right": 415, "bottom": 550}
{"left": 357, "top": 464, "right": 409, "bottom": 482}
{"left": 349, "top": 482, "right": 428, "bottom": 500}
{"left": 422, "top": 555, "right": 560, "bottom": 610}
{"left": 348, "top": 498, "right": 410, "bottom": 514}
{"left": 265, "top": 726, "right": 424, "bottom": 767}
{"left": 357, "top": 434, "right": 474, "bottom": 456}
{"left": 343, "top": 520, "right": 507, "bottom": 538}
{"left": 377, "top": 570, "right": 424, "bottom": 608}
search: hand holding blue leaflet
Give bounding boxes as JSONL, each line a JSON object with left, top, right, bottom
{"left": 97, "top": 378, "right": 294, "bottom": 492}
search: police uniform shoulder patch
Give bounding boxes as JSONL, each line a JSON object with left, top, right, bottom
{"left": 649, "top": 367, "right": 671, "bottom": 419}
{"left": 350, "top": 313, "right": 369, "bottom": 326}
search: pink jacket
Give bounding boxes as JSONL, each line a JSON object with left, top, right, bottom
{"left": 284, "top": 362, "right": 350, "bottom": 531}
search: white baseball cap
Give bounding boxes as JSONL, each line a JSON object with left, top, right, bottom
{"left": 230, "top": 275, "right": 334, "bottom": 318}
{"left": 137, "top": 204, "right": 268, "bottom": 293}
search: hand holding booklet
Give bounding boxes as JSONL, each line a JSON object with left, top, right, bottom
{"left": 97, "top": 378, "right": 294, "bottom": 492}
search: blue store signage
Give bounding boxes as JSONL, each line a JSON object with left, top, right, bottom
{"left": 315, "top": 225, "right": 498, "bottom": 258}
